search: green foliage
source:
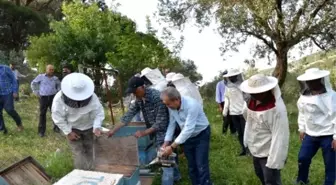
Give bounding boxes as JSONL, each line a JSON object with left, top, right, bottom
{"left": 0, "top": 0, "right": 49, "bottom": 52}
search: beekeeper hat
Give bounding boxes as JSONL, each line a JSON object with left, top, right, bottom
{"left": 61, "top": 73, "right": 94, "bottom": 101}
{"left": 166, "top": 72, "right": 176, "bottom": 81}
{"left": 172, "top": 73, "right": 185, "bottom": 82}
{"left": 140, "top": 67, "right": 153, "bottom": 77}
{"left": 240, "top": 74, "right": 278, "bottom": 94}
{"left": 223, "top": 68, "right": 242, "bottom": 78}
{"left": 297, "top": 68, "right": 330, "bottom": 81}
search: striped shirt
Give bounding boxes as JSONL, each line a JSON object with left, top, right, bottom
{"left": 121, "top": 88, "right": 169, "bottom": 145}
{"left": 31, "top": 74, "right": 61, "bottom": 96}
{"left": 0, "top": 65, "right": 18, "bottom": 95}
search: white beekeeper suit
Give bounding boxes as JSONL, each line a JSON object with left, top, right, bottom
{"left": 297, "top": 68, "right": 336, "bottom": 138}
{"left": 222, "top": 68, "right": 247, "bottom": 117}
{"left": 240, "top": 74, "right": 289, "bottom": 169}
{"left": 171, "top": 73, "right": 203, "bottom": 105}
{"left": 141, "top": 67, "right": 167, "bottom": 92}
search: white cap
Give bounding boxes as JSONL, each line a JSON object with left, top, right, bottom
{"left": 297, "top": 68, "right": 330, "bottom": 81}
{"left": 240, "top": 74, "right": 278, "bottom": 94}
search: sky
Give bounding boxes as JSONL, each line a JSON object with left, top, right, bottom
{"left": 106, "top": 0, "right": 320, "bottom": 83}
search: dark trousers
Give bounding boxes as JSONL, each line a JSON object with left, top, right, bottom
{"left": 39, "top": 95, "right": 58, "bottom": 134}
{"left": 220, "top": 102, "right": 236, "bottom": 134}
{"left": 297, "top": 135, "right": 336, "bottom": 185}
{"left": 14, "top": 80, "right": 19, "bottom": 101}
{"left": 183, "top": 126, "right": 212, "bottom": 185}
{"left": 253, "top": 157, "right": 282, "bottom": 185}
{"left": 0, "top": 94, "right": 22, "bottom": 131}
{"left": 231, "top": 115, "right": 246, "bottom": 153}
{"left": 68, "top": 128, "right": 94, "bottom": 170}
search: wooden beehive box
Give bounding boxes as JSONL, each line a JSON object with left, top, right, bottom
{"left": 93, "top": 135, "right": 141, "bottom": 185}
{"left": 53, "top": 169, "right": 124, "bottom": 185}
{"left": 0, "top": 156, "right": 51, "bottom": 185}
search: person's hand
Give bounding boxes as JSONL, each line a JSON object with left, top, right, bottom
{"left": 93, "top": 128, "right": 102, "bottom": 137}
{"left": 162, "top": 146, "right": 173, "bottom": 157}
{"left": 299, "top": 132, "right": 305, "bottom": 142}
{"left": 67, "top": 132, "right": 80, "bottom": 141}
{"left": 161, "top": 141, "right": 170, "bottom": 149}
{"left": 134, "top": 130, "right": 146, "bottom": 138}
{"left": 107, "top": 130, "right": 116, "bottom": 138}
{"left": 13, "top": 93, "right": 18, "bottom": 98}
{"left": 332, "top": 140, "right": 336, "bottom": 151}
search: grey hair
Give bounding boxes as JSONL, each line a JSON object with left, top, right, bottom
{"left": 161, "top": 87, "right": 181, "bottom": 100}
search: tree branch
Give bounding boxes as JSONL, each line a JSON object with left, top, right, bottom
{"left": 241, "top": 30, "right": 278, "bottom": 55}
{"left": 289, "top": 1, "right": 309, "bottom": 38}
{"left": 310, "top": 37, "right": 326, "bottom": 50}
{"left": 275, "top": 0, "right": 286, "bottom": 39}
{"left": 25, "top": 0, "right": 34, "bottom": 6}
{"left": 38, "top": 0, "right": 53, "bottom": 11}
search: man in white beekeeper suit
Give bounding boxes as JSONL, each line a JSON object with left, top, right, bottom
{"left": 169, "top": 73, "right": 203, "bottom": 105}
{"left": 51, "top": 73, "right": 104, "bottom": 170}
{"left": 295, "top": 68, "right": 336, "bottom": 185}
{"left": 222, "top": 68, "right": 249, "bottom": 156}
{"left": 240, "top": 74, "right": 289, "bottom": 185}
{"left": 141, "top": 67, "right": 168, "bottom": 91}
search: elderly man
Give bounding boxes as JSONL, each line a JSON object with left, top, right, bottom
{"left": 161, "top": 87, "right": 212, "bottom": 185}
{"left": 216, "top": 70, "right": 236, "bottom": 135}
{"left": 31, "top": 64, "right": 61, "bottom": 137}
{"left": 295, "top": 68, "right": 336, "bottom": 185}
{"left": 240, "top": 74, "right": 289, "bottom": 185}
{"left": 52, "top": 73, "right": 104, "bottom": 170}
{"left": 10, "top": 63, "right": 27, "bottom": 101}
{"left": 107, "top": 77, "right": 181, "bottom": 185}
{"left": 0, "top": 65, "right": 23, "bottom": 134}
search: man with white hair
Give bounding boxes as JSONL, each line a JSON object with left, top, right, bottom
{"left": 295, "top": 68, "right": 336, "bottom": 185}
{"left": 161, "top": 87, "right": 212, "bottom": 185}
{"left": 240, "top": 74, "right": 289, "bottom": 185}
{"left": 223, "top": 68, "right": 249, "bottom": 156}
{"left": 51, "top": 73, "right": 104, "bottom": 170}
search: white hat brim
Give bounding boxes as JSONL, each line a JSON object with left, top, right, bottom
{"left": 223, "top": 71, "right": 242, "bottom": 78}
{"left": 297, "top": 70, "right": 330, "bottom": 81}
{"left": 240, "top": 76, "right": 278, "bottom": 94}
{"left": 61, "top": 73, "right": 95, "bottom": 101}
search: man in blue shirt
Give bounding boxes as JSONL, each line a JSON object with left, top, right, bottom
{"left": 108, "top": 77, "right": 181, "bottom": 185}
{"left": 216, "top": 70, "right": 236, "bottom": 135}
{"left": 0, "top": 65, "right": 23, "bottom": 134}
{"left": 161, "top": 87, "right": 212, "bottom": 185}
{"left": 31, "top": 64, "right": 61, "bottom": 137}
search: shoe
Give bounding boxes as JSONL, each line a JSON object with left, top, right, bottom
{"left": 17, "top": 125, "right": 24, "bottom": 132}
{"left": 53, "top": 127, "right": 60, "bottom": 133}
{"left": 238, "top": 151, "right": 247, "bottom": 156}
{"left": 39, "top": 133, "right": 45, "bottom": 137}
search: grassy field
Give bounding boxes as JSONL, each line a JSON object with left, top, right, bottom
{"left": 0, "top": 95, "right": 327, "bottom": 185}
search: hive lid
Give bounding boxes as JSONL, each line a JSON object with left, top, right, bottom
{"left": 53, "top": 169, "right": 123, "bottom": 185}
{"left": 94, "top": 135, "right": 139, "bottom": 169}
{"left": 0, "top": 156, "right": 51, "bottom": 185}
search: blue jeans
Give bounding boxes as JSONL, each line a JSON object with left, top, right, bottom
{"left": 297, "top": 134, "right": 336, "bottom": 185}
{"left": 0, "top": 93, "right": 22, "bottom": 131}
{"left": 183, "top": 126, "right": 212, "bottom": 185}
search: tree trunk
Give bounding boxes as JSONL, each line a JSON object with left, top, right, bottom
{"left": 272, "top": 49, "right": 288, "bottom": 87}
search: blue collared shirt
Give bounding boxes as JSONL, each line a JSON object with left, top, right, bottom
{"left": 165, "top": 96, "right": 210, "bottom": 144}
{"left": 0, "top": 65, "right": 18, "bottom": 95}
{"left": 31, "top": 74, "right": 61, "bottom": 96}
{"left": 216, "top": 80, "right": 226, "bottom": 103}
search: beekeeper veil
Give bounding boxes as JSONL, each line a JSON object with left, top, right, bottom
{"left": 297, "top": 68, "right": 331, "bottom": 95}
{"left": 140, "top": 67, "right": 165, "bottom": 86}
{"left": 223, "top": 68, "right": 244, "bottom": 87}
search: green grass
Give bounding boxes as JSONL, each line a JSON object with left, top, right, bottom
{"left": 0, "top": 96, "right": 327, "bottom": 185}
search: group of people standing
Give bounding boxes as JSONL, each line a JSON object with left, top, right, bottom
{"left": 1, "top": 62, "right": 335, "bottom": 185}
{"left": 216, "top": 67, "right": 335, "bottom": 185}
